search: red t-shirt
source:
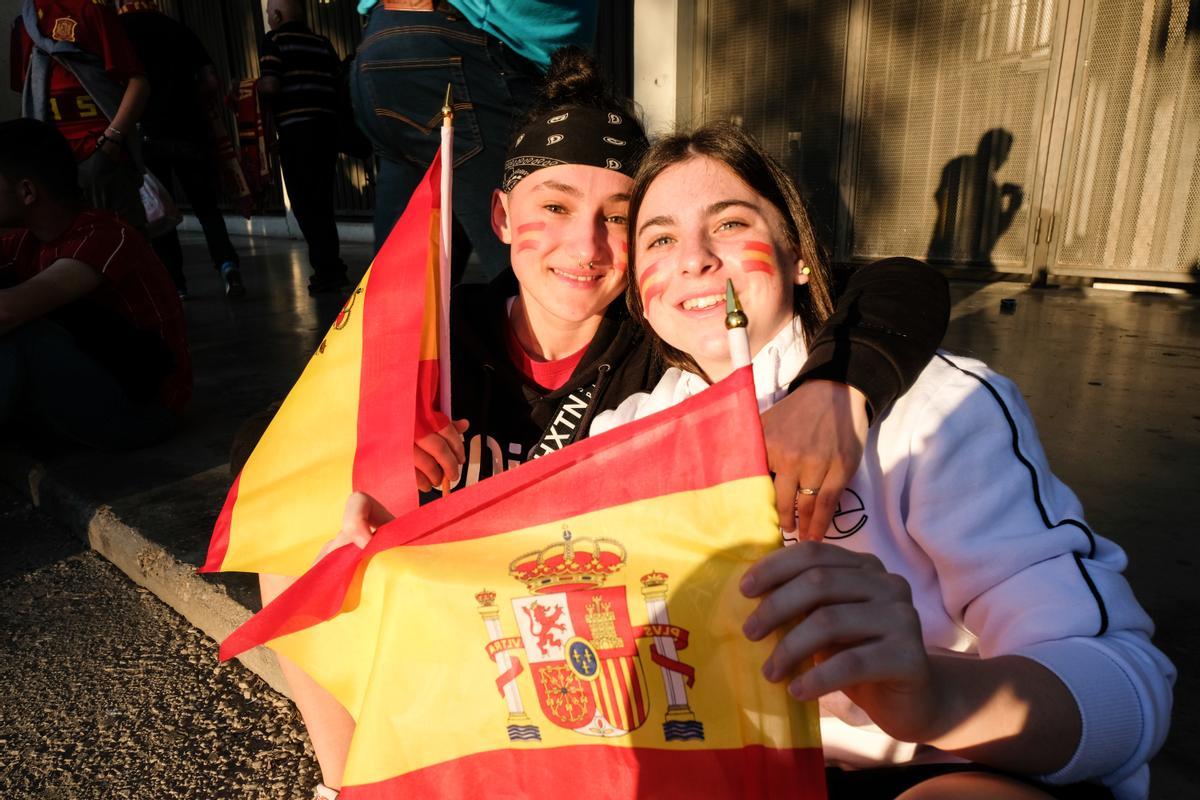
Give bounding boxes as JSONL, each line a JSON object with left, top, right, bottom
{"left": 0, "top": 209, "right": 191, "bottom": 410}
{"left": 504, "top": 322, "right": 588, "bottom": 391}
{"left": 11, "top": 0, "right": 143, "bottom": 161}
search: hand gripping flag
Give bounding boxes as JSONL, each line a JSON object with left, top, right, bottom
{"left": 222, "top": 367, "right": 826, "bottom": 798}
{"left": 203, "top": 152, "right": 450, "bottom": 577}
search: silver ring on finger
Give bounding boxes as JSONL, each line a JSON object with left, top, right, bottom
{"left": 796, "top": 487, "right": 820, "bottom": 496}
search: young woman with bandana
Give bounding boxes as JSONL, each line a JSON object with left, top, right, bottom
{"left": 274, "top": 49, "right": 952, "bottom": 799}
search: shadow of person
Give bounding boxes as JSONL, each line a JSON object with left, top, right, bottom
{"left": 927, "top": 129, "right": 1024, "bottom": 269}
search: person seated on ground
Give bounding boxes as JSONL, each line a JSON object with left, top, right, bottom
{"left": 0, "top": 118, "right": 191, "bottom": 449}
{"left": 289, "top": 49, "right": 951, "bottom": 800}
{"left": 588, "top": 122, "right": 1174, "bottom": 800}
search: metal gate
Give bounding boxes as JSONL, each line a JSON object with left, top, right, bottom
{"left": 1047, "top": 0, "right": 1200, "bottom": 281}
{"left": 695, "top": 0, "right": 1200, "bottom": 283}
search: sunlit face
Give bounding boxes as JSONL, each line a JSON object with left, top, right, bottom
{"left": 634, "top": 156, "right": 806, "bottom": 380}
{"left": 492, "top": 164, "right": 631, "bottom": 330}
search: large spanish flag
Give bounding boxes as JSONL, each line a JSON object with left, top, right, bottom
{"left": 223, "top": 367, "right": 826, "bottom": 798}
{"left": 203, "top": 153, "right": 449, "bottom": 577}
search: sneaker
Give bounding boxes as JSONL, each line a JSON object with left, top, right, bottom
{"left": 220, "top": 262, "right": 245, "bottom": 298}
{"left": 307, "top": 272, "right": 350, "bottom": 296}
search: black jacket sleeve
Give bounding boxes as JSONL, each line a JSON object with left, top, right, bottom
{"left": 792, "top": 257, "right": 949, "bottom": 421}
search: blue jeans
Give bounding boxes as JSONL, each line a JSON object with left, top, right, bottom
{"left": 350, "top": 6, "right": 540, "bottom": 282}
{"left": 0, "top": 319, "right": 178, "bottom": 450}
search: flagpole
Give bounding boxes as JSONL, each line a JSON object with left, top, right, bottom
{"left": 438, "top": 85, "right": 454, "bottom": 422}
{"left": 724, "top": 279, "right": 751, "bottom": 370}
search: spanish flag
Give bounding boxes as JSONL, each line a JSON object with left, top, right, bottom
{"left": 203, "top": 153, "right": 450, "bottom": 577}
{"left": 222, "top": 367, "right": 826, "bottom": 798}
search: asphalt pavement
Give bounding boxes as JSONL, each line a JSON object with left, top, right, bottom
{"left": 0, "top": 485, "right": 320, "bottom": 799}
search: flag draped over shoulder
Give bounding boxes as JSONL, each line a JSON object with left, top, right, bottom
{"left": 222, "top": 367, "right": 826, "bottom": 799}
{"left": 203, "top": 153, "right": 449, "bottom": 577}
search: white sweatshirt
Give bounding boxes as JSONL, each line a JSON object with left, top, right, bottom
{"left": 591, "top": 322, "right": 1175, "bottom": 800}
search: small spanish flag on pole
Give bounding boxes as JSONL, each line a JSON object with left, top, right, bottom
{"left": 204, "top": 146, "right": 453, "bottom": 577}
{"left": 437, "top": 84, "right": 454, "bottom": 423}
{"left": 221, "top": 367, "right": 826, "bottom": 799}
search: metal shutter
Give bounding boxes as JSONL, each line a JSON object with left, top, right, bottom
{"left": 1051, "top": 0, "right": 1200, "bottom": 279}
{"left": 851, "top": 0, "right": 1057, "bottom": 271}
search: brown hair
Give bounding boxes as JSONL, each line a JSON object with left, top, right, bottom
{"left": 625, "top": 123, "right": 834, "bottom": 377}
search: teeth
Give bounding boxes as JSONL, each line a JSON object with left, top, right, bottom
{"left": 552, "top": 269, "right": 601, "bottom": 282}
{"left": 682, "top": 294, "right": 723, "bottom": 311}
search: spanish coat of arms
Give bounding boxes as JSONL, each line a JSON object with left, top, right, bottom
{"left": 475, "top": 528, "right": 704, "bottom": 743}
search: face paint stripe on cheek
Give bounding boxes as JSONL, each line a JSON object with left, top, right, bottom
{"left": 740, "top": 239, "right": 777, "bottom": 275}
{"left": 515, "top": 238, "right": 540, "bottom": 253}
{"left": 515, "top": 222, "right": 546, "bottom": 235}
{"left": 638, "top": 261, "right": 667, "bottom": 307}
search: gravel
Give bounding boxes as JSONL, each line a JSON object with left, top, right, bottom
{"left": 0, "top": 488, "right": 321, "bottom": 799}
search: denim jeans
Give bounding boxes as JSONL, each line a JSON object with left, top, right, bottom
{"left": 0, "top": 319, "right": 178, "bottom": 450}
{"left": 350, "top": 6, "right": 540, "bottom": 282}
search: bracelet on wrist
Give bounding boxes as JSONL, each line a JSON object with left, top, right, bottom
{"left": 105, "top": 126, "right": 125, "bottom": 142}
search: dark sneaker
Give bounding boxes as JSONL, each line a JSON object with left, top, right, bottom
{"left": 221, "top": 262, "right": 245, "bottom": 298}
{"left": 307, "top": 273, "right": 350, "bottom": 296}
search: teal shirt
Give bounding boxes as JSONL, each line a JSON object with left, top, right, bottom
{"left": 356, "top": 0, "right": 596, "bottom": 70}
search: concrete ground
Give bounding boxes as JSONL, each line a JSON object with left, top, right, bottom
{"left": 1, "top": 232, "right": 1196, "bottom": 797}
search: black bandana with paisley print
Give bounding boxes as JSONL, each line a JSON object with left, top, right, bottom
{"left": 502, "top": 106, "right": 648, "bottom": 192}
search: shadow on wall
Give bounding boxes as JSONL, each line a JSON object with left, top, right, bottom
{"left": 927, "top": 129, "right": 1024, "bottom": 269}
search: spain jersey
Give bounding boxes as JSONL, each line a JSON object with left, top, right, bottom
{"left": 11, "top": 0, "right": 143, "bottom": 161}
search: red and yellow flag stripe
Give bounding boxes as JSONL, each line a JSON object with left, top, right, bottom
{"left": 205, "top": 153, "right": 448, "bottom": 577}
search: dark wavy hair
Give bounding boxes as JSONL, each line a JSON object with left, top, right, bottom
{"left": 625, "top": 123, "right": 835, "bottom": 377}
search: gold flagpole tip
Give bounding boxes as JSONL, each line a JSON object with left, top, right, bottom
{"left": 442, "top": 84, "right": 454, "bottom": 125}
{"left": 724, "top": 279, "right": 747, "bottom": 330}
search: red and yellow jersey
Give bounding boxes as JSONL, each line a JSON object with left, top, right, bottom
{"left": 12, "top": 0, "right": 143, "bottom": 161}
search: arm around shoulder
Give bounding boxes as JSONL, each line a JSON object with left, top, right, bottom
{"left": 795, "top": 257, "right": 949, "bottom": 419}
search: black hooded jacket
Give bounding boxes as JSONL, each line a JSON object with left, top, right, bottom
{"left": 437, "top": 257, "right": 949, "bottom": 495}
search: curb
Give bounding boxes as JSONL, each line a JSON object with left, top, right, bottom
{"left": 0, "top": 449, "right": 290, "bottom": 699}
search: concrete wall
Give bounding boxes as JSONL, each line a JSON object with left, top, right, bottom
{"left": 1, "top": 0, "right": 23, "bottom": 121}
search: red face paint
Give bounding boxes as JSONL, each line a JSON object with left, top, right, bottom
{"left": 613, "top": 239, "right": 629, "bottom": 273}
{"left": 638, "top": 260, "right": 667, "bottom": 307}
{"left": 513, "top": 221, "right": 545, "bottom": 254}
{"left": 739, "top": 239, "right": 776, "bottom": 275}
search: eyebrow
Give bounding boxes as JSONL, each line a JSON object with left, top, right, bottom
{"left": 637, "top": 214, "right": 675, "bottom": 237}
{"left": 533, "top": 180, "right": 582, "bottom": 197}
{"left": 636, "top": 199, "right": 759, "bottom": 238}
{"left": 534, "top": 180, "right": 629, "bottom": 205}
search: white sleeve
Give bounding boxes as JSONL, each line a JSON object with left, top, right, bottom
{"left": 901, "top": 358, "right": 1175, "bottom": 792}
{"left": 589, "top": 391, "right": 650, "bottom": 437}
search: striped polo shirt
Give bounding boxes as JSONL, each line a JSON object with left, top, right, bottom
{"left": 258, "top": 21, "right": 340, "bottom": 128}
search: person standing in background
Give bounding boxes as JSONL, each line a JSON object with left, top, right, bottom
{"left": 116, "top": 0, "right": 247, "bottom": 299}
{"left": 350, "top": 0, "right": 596, "bottom": 283}
{"left": 258, "top": 0, "right": 349, "bottom": 296}
{"left": 11, "top": 0, "right": 150, "bottom": 230}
